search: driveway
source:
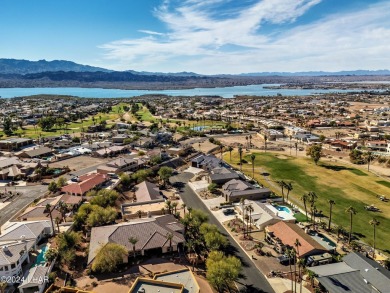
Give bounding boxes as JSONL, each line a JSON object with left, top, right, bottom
{"left": 170, "top": 172, "right": 275, "bottom": 293}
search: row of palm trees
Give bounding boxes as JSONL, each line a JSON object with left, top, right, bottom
{"left": 300, "top": 193, "right": 381, "bottom": 253}
{"left": 239, "top": 198, "right": 254, "bottom": 238}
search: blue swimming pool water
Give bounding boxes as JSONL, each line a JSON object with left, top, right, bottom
{"left": 275, "top": 205, "right": 293, "bottom": 214}
{"left": 318, "top": 233, "right": 337, "bottom": 247}
{"left": 34, "top": 245, "right": 49, "bottom": 266}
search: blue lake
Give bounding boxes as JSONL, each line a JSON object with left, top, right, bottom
{"left": 0, "top": 84, "right": 378, "bottom": 99}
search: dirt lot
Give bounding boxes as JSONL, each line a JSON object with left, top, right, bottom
{"left": 49, "top": 155, "right": 111, "bottom": 170}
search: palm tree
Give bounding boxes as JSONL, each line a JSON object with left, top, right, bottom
{"left": 336, "top": 225, "right": 344, "bottom": 243}
{"left": 294, "top": 239, "right": 301, "bottom": 293}
{"left": 369, "top": 218, "right": 380, "bottom": 257}
{"left": 165, "top": 200, "right": 172, "bottom": 214}
{"left": 300, "top": 193, "right": 309, "bottom": 221}
{"left": 166, "top": 233, "right": 174, "bottom": 253}
{"left": 297, "top": 258, "right": 305, "bottom": 293}
{"left": 364, "top": 151, "right": 375, "bottom": 172}
{"left": 278, "top": 180, "right": 286, "bottom": 203}
{"left": 328, "top": 200, "right": 336, "bottom": 231}
{"left": 45, "top": 204, "right": 55, "bottom": 236}
{"left": 285, "top": 182, "right": 293, "bottom": 203}
{"left": 264, "top": 135, "right": 268, "bottom": 152}
{"left": 295, "top": 142, "right": 298, "bottom": 157}
{"left": 345, "top": 206, "right": 357, "bottom": 243}
{"left": 240, "top": 198, "right": 246, "bottom": 237}
{"left": 238, "top": 146, "right": 243, "bottom": 172}
{"left": 172, "top": 202, "right": 178, "bottom": 214}
{"left": 228, "top": 146, "right": 233, "bottom": 162}
{"left": 129, "top": 237, "right": 138, "bottom": 258}
{"left": 219, "top": 144, "right": 224, "bottom": 160}
{"left": 286, "top": 248, "right": 294, "bottom": 292}
{"left": 249, "top": 134, "right": 252, "bottom": 148}
{"left": 245, "top": 136, "right": 249, "bottom": 149}
{"left": 182, "top": 203, "right": 187, "bottom": 215}
{"left": 55, "top": 217, "right": 61, "bottom": 233}
{"left": 308, "top": 191, "right": 318, "bottom": 223}
{"left": 246, "top": 205, "right": 254, "bottom": 235}
{"left": 250, "top": 154, "right": 256, "bottom": 178}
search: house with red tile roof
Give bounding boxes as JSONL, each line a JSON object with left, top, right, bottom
{"left": 265, "top": 221, "right": 328, "bottom": 258}
{"left": 61, "top": 173, "right": 108, "bottom": 196}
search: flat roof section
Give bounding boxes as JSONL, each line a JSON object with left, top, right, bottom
{"left": 154, "top": 269, "right": 200, "bottom": 293}
{"left": 130, "top": 278, "right": 183, "bottom": 293}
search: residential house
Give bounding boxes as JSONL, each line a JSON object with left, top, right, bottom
{"left": 87, "top": 215, "right": 185, "bottom": 265}
{"left": 366, "top": 140, "right": 387, "bottom": 152}
{"left": 191, "top": 154, "right": 223, "bottom": 171}
{"left": 0, "top": 138, "right": 33, "bottom": 151}
{"left": 265, "top": 221, "right": 328, "bottom": 258}
{"left": 61, "top": 173, "right": 108, "bottom": 196}
{"left": 208, "top": 167, "right": 242, "bottom": 185}
{"left": 17, "top": 146, "right": 54, "bottom": 159}
{"left": 134, "top": 181, "right": 163, "bottom": 203}
{"left": 18, "top": 266, "right": 49, "bottom": 293}
{"left": 0, "top": 221, "right": 53, "bottom": 284}
{"left": 310, "top": 252, "right": 390, "bottom": 293}
{"left": 222, "top": 179, "right": 271, "bottom": 202}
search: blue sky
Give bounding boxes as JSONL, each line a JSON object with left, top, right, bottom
{"left": 1, "top": 0, "right": 390, "bottom": 74}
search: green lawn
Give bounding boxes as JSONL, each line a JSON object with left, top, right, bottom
{"left": 225, "top": 151, "right": 390, "bottom": 252}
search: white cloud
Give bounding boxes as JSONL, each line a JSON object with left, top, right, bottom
{"left": 99, "top": 0, "right": 390, "bottom": 74}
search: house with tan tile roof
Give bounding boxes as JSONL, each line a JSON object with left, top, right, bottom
{"left": 87, "top": 215, "right": 184, "bottom": 265}
{"left": 265, "top": 221, "right": 328, "bottom": 258}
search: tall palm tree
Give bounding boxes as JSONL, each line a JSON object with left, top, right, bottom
{"left": 294, "top": 239, "right": 301, "bottom": 293}
{"left": 300, "top": 194, "right": 309, "bottom": 221}
{"left": 245, "top": 136, "right": 249, "bottom": 149}
{"left": 345, "top": 206, "right": 357, "bottom": 243}
{"left": 45, "top": 204, "right": 55, "bottom": 236}
{"left": 129, "top": 237, "right": 138, "bottom": 258}
{"left": 240, "top": 198, "right": 246, "bottom": 236}
{"left": 297, "top": 258, "right": 305, "bottom": 293}
{"left": 264, "top": 135, "right": 268, "bottom": 152}
{"left": 172, "top": 202, "right": 178, "bottom": 214}
{"left": 285, "top": 182, "right": 293, "bottom": 203}
{"left": 55, "top": 217, "right": 61, "bottom": 233}
{"left": 278, "top": 180, "right": 286, "bottom": 203}
{"left": 250, "top": 154, "right": 256, "bottom": 178}
{"left": 364, "top": 151, "right": 375, "bottom": 172}
{"left": 369, "top": 218, "right": 380, "bottom": 257}
{"left": 249, "top": 134, "right": 252, "bottom": 148}
{"left": 336, "top": 225, "right": 344, "bottom": 243}
{"left": 182, "top": 203, "right": 187, "bottom": 215}
{"left": 166, "top": 233, "right": 174, "bottom": 253}
{"left": 220, "top": 144, "right": 224, "bottom": 160}
{"left": 228, "top": 146, "right": 233, "bottom": 162}
{"left": 286, "top": 248, "right": 294, "bottom": 293}
{"left": 328, "top": 200, "right": 336, "bottom": 231}
{"left": 308, "top": 191, "right": 318, "bottom": 223}
{"left": 246, "top": 205, "right": 254, "bottom": 235}
{"left": 238, "top": 146, "right": 243, "bottom": 172}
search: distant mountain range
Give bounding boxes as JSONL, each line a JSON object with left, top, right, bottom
{"left": 0, "top": 58, "right": 111, "bottom": 74}
{"left": 237, "top": 70, "right": 390, "bottom": 76}
{"left": 1, "top": 58, "right": 389, "bottom": 77}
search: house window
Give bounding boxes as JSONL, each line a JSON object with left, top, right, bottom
{"left": 4, "top": 266, "right": 8, "bottom": 271}
{"left": 11, "top": 263, "right": 15, "bottom": 269}
{"left": 0, "top": 266, "right": 3, "bottom": 271}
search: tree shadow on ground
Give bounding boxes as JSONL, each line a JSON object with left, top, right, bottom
{"left": 321, "top": 164, "right": 353, "bottom": 171}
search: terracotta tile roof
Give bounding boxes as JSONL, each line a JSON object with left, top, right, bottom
{"left": 267, "top": 221, "right": 327, "bottom": 257}
{"left": 61, "top": 173, "right": 107, "bottom": 195}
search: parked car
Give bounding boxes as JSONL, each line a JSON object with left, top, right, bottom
{"left": 223, "top": 208, "right": 235, "bottom": 215}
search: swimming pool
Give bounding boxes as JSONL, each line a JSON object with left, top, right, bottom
{"left": 34, "top": 244, "right": 49, "bottom": 266}
{"left": 275, "top": 205, "right": 293, "bottom": 214}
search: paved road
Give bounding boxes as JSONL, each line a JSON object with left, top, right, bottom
{"left": 170, "top": 172, "right": 275, "bottom": 293}
{"left": 0, "top": 185, "right": 48, "bottom": 226}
